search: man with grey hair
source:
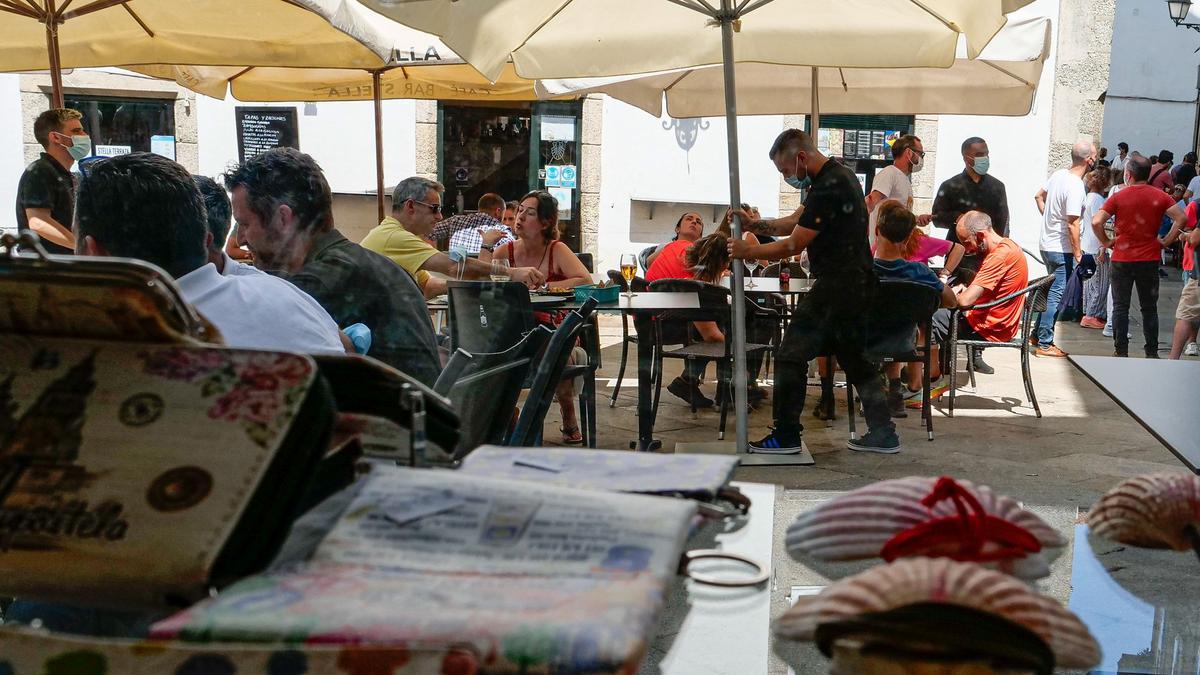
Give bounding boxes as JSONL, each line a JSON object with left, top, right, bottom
{"left": 921, "top": 210, "right": 1029, "bottom": 384}
{"left": 1032, "top": 139, "right": 1095, "bottom": 358}
{"left": 361, "top": 176, "right": 544, "bottom": 297}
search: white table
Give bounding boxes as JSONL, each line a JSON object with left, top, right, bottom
{"left": 720, "top": 277, "right": 812, "bottom": 294}
{"left": 645, "top": 481, "right": 775, "bottom": 675}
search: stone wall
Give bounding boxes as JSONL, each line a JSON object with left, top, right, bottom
{"left": 19, "top": 71, "right": 197, "bottom": 172}
{"left": 414, "top": 100, "right": 438, "bottom": 182}
{"left": 579, "top": 94, "right": 603, "bottom": 256}
{"left": 1047, "top": 0, "right": 1116, "bottom": 171}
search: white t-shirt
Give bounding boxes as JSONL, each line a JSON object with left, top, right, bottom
{"left": 1187, "top": 174, "right": 1200, "bottom": 202}
{"left": 868, "top": 164, "right": 913, "bottom": 232}
{"left": 178, "top": 263, "right": 345, "bottom": 354}
{"left": 1111, "top": 156, "right": 1126, "bottom": 173}
{"left": 1039, "top": 169, "right": 1086, "bottom": 253}
{"left": 1080, "top": 192, "right": 1107, "bottom": 255}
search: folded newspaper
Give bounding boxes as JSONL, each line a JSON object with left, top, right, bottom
{"left": 151, "top": 466, "right": 697, "bottom": 673}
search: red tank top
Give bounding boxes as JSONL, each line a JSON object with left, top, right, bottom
{"left": 509, "top": 242, "right": 568, "bottom": 283}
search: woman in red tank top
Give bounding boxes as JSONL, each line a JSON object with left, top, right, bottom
{"left": 494, "top": 191, "right": 592, "bottom": 444}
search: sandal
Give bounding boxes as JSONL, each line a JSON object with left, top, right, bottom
{"left": 560, "top": 426, "right": 583, "bottom": 445}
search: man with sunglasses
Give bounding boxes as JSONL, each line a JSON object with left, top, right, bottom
{"left": 361, "top": 176, "right": 545, "bottom": 298}
{"left": 866, "top": 135, "right": 930, "bottom": 239}
{"left": 15, "top": 108, "right": 90, "bottom": 254}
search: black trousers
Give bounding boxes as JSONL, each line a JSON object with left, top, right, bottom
{"left": 1110, "top": 260, "right": 1160, "bottom": 356}
{"left": 772, "top": 276, "right": 892, "bottom": 436}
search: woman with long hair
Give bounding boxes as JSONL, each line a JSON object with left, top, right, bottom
{"left": 494, "top": 191, "right": 592, "bottom": 444}
{"left": 1080, "top": 169, "right": 1113, "bottom": 329}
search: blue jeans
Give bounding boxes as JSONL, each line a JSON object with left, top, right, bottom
{"left": 1037, "top": 251, "right": 1075, "bottom": 346}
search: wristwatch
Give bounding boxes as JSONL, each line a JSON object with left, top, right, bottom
{"left": 480, "top": 244, "right": 496, "bottom": 252}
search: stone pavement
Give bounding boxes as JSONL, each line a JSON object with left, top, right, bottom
{"left": 537, "top": 278, "right": 1194, "bottom": 674}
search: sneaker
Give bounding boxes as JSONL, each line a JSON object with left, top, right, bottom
{"left": 1185, "top": 342, "right": 1198, "bottom": 357}
{"left": 749, "top": 431, "right": 804, "bottom": 454}
{"left": 1102, "top": 327, "right": 1113, "bottom": 337}
{"left": 904, "top": 377, "right": 950, "bottom": 409}
{"left": 1034, "top": 345, "right": 1068, "bottom": 358}
{"left": 667, "top": 376, "right": 713, "bottom": 408}
{"left": 847, "top": 427, "right": 902, "bottom": 454}
{"left": 1080, "top": 316, "right": 1106, "bottom": 329}
{"left": 970, "top": 351, "right": 995, "bottom": 375}
{"left": 886, "top": 390, "right": 908, "bottom": 418}
{"left": 811, "top": 395, "right": 836, "bottom": 420}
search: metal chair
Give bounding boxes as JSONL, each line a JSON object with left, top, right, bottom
{"left": 846, "top": 281, "right": 942, "bottom": 442}
{"left": 447, "top": 280, "right": 534, "bottom": 353}
{"left": 435, "top": 326, "right": 551, "bottom": 459}
{"left": 509, "top": 298, "right": 600, "bottom": 447}
{"left": 606, "top": 270, "right": 650, "bottom": 407}
{"left": 647, "top": 278, "right": 776, "bottom": 440}
{"left": 948, "top": 274, "right": 1054, "bottom": 418}
{"left": 576, "top": 251, "right": 594, "bottom": 273}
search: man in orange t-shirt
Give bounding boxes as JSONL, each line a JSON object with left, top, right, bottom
{"left": 928, "top": 211, "right": 1029, "bottom": 378}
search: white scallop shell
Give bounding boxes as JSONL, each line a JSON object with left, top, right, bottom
{"left": 775, "top": 557, "right": 1100, "bottom": 669}
{"left": 786, "top": 477, "right": 1065, "bottom": 566}
{"left": 1087, "top": 472, "right": 1200, "bottom": 550}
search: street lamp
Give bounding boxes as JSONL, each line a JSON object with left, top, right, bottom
{"left": 1169, "top": 0, "right": 1193, "bottom": 24}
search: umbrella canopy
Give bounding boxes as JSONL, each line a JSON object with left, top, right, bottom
{"left": 535, "top": 16, "right": 1051, "bottom": 118}
{"left": 361, "top": 0, "right": 1034, "bottom": 456}
{"left": 0, "top": 0, "right": 393, "bottom": 106}
{"left": 359, "top": 0, "right": 1036, "bottom": 82}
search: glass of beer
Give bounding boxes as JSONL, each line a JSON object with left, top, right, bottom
{"left": 620, "top": 254, "right": 637, "bottom": 301}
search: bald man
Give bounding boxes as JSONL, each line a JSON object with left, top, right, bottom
{"left": 1032, "top": 139, "right": 1096, "bottom": 358}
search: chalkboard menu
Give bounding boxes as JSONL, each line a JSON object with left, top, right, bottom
{"left": 235, "top": 107, "right": 300, "bottom": 163}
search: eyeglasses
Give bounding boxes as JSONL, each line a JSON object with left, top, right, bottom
{"left": 410, "top": 199, "right": 442, "bottom": 214}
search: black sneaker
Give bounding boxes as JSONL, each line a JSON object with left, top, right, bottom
{"left": 847, "top": 427, "right": 902, "bottom": 454}
{"left": 886, "top": 390, "right": 908, "bottom": 418}
{"left": 715, "top": 383, "right": 767, "bottom": 407}
{"left": 749, "top": 431, "right": 804, "bottom": 454}
{"left": 811, "top": 395, "right": 836, "bottom": 420}
{"left": 971, "top": 350, "right": 995, "bottom": 375}
{"left": 667, "top": 376, "right": 713, "bottom": 408}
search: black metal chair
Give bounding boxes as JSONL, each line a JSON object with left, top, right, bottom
{"left": 434, "top": 326, "right": 551, "bottom": 459}
{"left": 846, "top": 281, "right": 943, "bottom": 442}
{"left": 447, "top": 280, "right": 534, "bottom": 353}
{"left": 606, "top": 270, "right": 650, "bottom": 407}
{"left": 576, "top": 252, "right": 594, "bottom": 273}
{"left": 948, "top": 274, "right": 1054, "bottom": 418}
{"left": 509, "top": 298, "right": 600, "bottom": 447}
{"left": 647, "top": 278, "right": 776, "bottom": 440}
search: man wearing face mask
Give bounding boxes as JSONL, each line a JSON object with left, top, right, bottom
{"left": 731, "top": 128, "right": 898, "bottom": 455}
{"left": 1032, "top": 140, "right": 1095, "bottom": 358}
{"left": 15, "top": 108, "right": 91, "bottom": 254}
{"left": 866, "top": 135, "right": 931, "bottom": 234}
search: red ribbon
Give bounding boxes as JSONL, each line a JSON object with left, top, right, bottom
{"left": 880, "top": 476, "right": 1041, "bottom": 563}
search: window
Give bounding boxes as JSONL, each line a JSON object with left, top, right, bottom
{"left": 63, "top": 95, "right": 176, "bottom": 160}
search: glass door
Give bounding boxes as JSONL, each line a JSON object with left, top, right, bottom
{"left": 438, "top": 104, "right": 533, "bottom": 218}
{"left": 530, "top": 101, "right": 583, "bottom": 251}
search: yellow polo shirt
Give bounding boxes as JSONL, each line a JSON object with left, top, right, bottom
{"left": 360, "top": 216, "right": 437, "bottom": 288}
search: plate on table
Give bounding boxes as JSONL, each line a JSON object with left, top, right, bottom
{"left": 530, "top": 295, "right": 569, "bottom": 306}
{"left": 536, "top": 288, "right": 576, "bottom": 297}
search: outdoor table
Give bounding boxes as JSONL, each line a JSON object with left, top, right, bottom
{"left": 1069, "top": 355, "right": 1200, "bottom": 473}
{"left": 720, "top": 276, "right": 813, "bottom": 295}
{"left": 428, "top": 290, "right": 701, "bottom": 451}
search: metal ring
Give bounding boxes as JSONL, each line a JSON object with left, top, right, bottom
{"left": 680, "top": 549, "right": 769, "bottom": 587}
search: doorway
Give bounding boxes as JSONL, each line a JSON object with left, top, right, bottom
{"left": 439, "top": 101, "right": 584, "bottom": 250}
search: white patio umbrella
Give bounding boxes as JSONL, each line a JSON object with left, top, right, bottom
{"left": 535, "top": 17, "right": 1051, "bottom": 118}
{"left": 0, "top": 0, "right": 393, "bottom": 107}
{"left": 362, "top": 0, "right": 1034, "bottom": 456}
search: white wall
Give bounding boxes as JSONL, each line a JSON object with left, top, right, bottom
{"left": 196, "top": 95, "right": 417, "bottom": 195}
{"left": 1101, "top": 1, "right": 1200, "bottom": 158}
{"left": 596, "top": 97, "right": 783, "bottom": 273}
{"left": 0, "top": 74, "right": 24, "bottom": 233}
{"left": 931, "top": 0, "right": 1060, "bottom": 260}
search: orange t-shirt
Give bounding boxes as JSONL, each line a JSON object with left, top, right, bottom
{"left": 965, "top": 238, "right": 1029, "bottom": 343}
{"left": 645, "top": 239, "right": 695, "bottom": 281}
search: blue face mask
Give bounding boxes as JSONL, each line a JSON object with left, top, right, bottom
{"left": 973, "top": 156, "right": 990, "bottom": 176}
{"left": 785, "top": 156, "right": 811, "bottom": 190}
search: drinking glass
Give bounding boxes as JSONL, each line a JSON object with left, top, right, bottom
{"left": 490, "top": 258, "right": 509, "bottom": 283}
{"left": 619, "top": 254, "right": 637, "bottom": 301}
{"left": 744, "top": 258, "right": 759, "bottom": 288}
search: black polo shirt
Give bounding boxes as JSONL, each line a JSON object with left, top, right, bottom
{"left": 932, "top": 170, "right": 1010, "bottom": 239}
{"left": 15, "top": 153, "right": 75, "bottom": 255}
{"left": 285, "top": 228, "right": 441, "bottom": 386}
{"left": 800, "top": 159, "right": 873, "bottom": 282}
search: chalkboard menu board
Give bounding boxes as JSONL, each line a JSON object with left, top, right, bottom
{"left": 235, "top": 107, "right": 300, "bottom": 163}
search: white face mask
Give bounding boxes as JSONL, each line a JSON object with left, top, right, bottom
{"left": 909, "top": 150, "right": 924, "bottom": 173}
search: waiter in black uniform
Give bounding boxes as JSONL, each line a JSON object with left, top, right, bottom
{"left": 15, "top": 108, "right": 90, "bottom": 254}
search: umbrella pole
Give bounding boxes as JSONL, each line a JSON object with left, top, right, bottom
{"left": 717, "top": 2, "right": 750, "bottom": 455}
{"left": 44, "top": 0, "right": 64, "bottom": 107}
{"left": 373, "top": 69, "right": 385, "bottom": 223}
{"left": 810, "top": 67, "right": 820, "bottom": 133}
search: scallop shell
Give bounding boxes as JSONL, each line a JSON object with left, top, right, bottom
{"left": 786, "top": 476, "right": 1065, "bottom": 574}
{"left": 775, "top": 557, "right": 1101, "bottom": 669}
{"left": 1087, "top": 472, "right": 1200, "bottom": 550}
